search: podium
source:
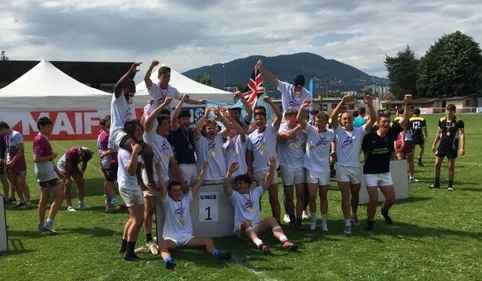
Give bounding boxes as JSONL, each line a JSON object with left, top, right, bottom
{"left": 156, "top": 181, "right": 235, "bottom": 241}
{"left": 358, "top": 160, "right": 410, "bottom": 205}
{"left": 0, "top": 195, "right": 7, "bottom": 253}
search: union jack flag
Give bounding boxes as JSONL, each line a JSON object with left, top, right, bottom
{"left": 243, "top": 65, "right": 265, "bottom": 108}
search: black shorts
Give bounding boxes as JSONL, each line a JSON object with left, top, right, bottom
{"left": 413, "top": 135, "right": 424, "bottom": 145}
{"left": 436, "top": 142, "right": 459, "bottom": 159}
{"left": 0, "top": 161, "right": 3, "bottom": 175}
{"left": 102, "top": 162, "right": 118, "bottom": 182}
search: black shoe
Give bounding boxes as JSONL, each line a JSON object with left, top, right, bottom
{"left": 123, "top": 254, "right": 140, "bottom": 262}
{"left": 258, "top": 244, "right": 271, "bottom": 255}
{"left": 418, "top": 162, "right": 424, "bottom": 167}
{"left": 429, "top": 184, "right": 440, "bottom": 189}
{"left": 381, "top": 209, "right": 393, "bottom": 225}
{"left": 366, "top": 220, "right": 375, "bottom": 231}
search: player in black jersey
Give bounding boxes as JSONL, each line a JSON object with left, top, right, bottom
{"left": 409, "top": 109, "right": 428, "bottom": 166}
{"left": 429, "top": 104, "right": 465, "bottom": 191}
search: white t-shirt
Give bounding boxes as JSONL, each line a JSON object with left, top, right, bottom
{"left": 147, "top": 83, "right": 182, "bottom": 114}
{"left": 230, "top": 186, "right": 264, "bottom": 233}
{"left": 162, "top": 191, "right": 193, "bottom": 240}
{"left": 303, "top": 125, "right": 336, "bottom": 172}
{"left": 6, "top": 130, "right": 24, "bottom": 162}
{"left": 223, "top": 135, "right": 247, "bottom": 177}
{"left": 277, "top": 123, "right": 305, "bottom": 169}
{"left": 247, "top": 125, "right": 278, "bottom": 173}
{"left": 117, "top": 148, "right": 139, "bottom": 190}
{"left": 334, "top": 125, "right": 367, "bottom": 167}
{"left": 142, "top": 129, "right": 174, "bottom": 182}
{"left": 277, "top": 80, "right": 311, "bottom": 115}
{"left": 110, "top": 94, "right": 136, "bottom": 131}
{"left": 195, "top": 133, "right": 226, "bottom": 180}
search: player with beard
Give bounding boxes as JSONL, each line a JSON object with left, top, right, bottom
{"left": 429, "top": 104, "right": 465, "bottom": 191}
{"left": 362, "top": 98, "right": 410, "bottom": 230}
{"left": 194, "top": 108, "right": 233, "bottom": 183}
{"left": 330, "top": 94, "right": 376, "bottom": 234}
{"left": 247, "top": 96, "right": 283, "bottom": 222}
{"left": 138, "top": 99, "right": 186, "bottom": 255}
{"left": 0, "top": 121, "right": 31, "bottom": 209}
{"left": 409, "top": 108, "right": 428, "bottom": 167}
{"left": 110, "top": 63, "right": 155, "bottom": 191}
{"left": 277, "top": 109, "right": 306, "bottom": 230}
{"left": 169, "top": 94, "right": 198, "bottom": 186}
{"left": 298, "top": 99, "right": 336, "bottom": 231}
{"left": 224, "top": 158, "right": 298, "bottom": 254}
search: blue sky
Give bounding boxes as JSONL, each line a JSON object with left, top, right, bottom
{"left": 1, "top": 0, "right": 482, "bottom": 78}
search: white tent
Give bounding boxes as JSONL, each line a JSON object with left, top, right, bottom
{"left": 135, "top": 64, "right": 233, "bottom": 106}
{"left": 0, "top": 59, "right": 113, "bottom": 110}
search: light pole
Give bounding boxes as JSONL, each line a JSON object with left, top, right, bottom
{"left": 222, "top": 64, "right": 226, "bottom": 89}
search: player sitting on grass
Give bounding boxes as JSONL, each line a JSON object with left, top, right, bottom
{"left": 224, "top": 157, "right": 298, "bottom": 254}
{"left": 158, "top": 160, "right": 232, "bottom": 269}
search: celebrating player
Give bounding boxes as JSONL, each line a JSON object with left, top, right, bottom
{"left": 224, "top": 158, "right": 298, "bottom": 254}
{"left": 410, "top": 109, "right": 428, "bottom": 167}
{"left": 34, "top": 117, "right": 64, "bottom": 233}
{"left": 430, "top": 104, "right": 465, "bottom": 191}
{"left": 330, "top": 94, "right": 376, "bottom": 234}
{"left": 277, "top": 109, "right": 306, "bottom": 230}
{"left": 229, "top": 91, "right": 253, "bottom": 130}
{"left": 158, "top": 160, "right": 232, "bottom": 269}
{"left": 223, "top": 112, "right": 248, "bottom": 188}
{"left": 0, "top": 121, "right": 31, "bottom": 209}
{"left": 57, "top": 147, "right": 93, "bottom": 211}
{"left": 394, "top": 109, "right": 418, "bottom": 182}
{"left": 362, "top": 98, "right": 410, "bottom": 231}
{"left": 298, "top": 99, "right": 336, "bottom": 231}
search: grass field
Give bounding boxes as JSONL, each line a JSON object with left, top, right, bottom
{"left": 1, "top": 114, "right": 482, "bottom": 281}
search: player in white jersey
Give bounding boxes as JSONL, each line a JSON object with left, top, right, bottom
{"left": 144, "top": 60, "right": 205, "bottom": 115}
{"left": 224, "top": 157, "right": 298, "bottom": 254}
{"left": 110, "top": 63, "right": 156, "bottom": 190}
{"left": 298, "top": 99, "right": 336, "bottom": 231}
{"left": 222, "top": 113, "right": 248, "bottom": 187}
{"left": 246, "top": 96, "right": 283, "bottom": 222}
{"left": 257, "top": 60, "right": 312, "bottom": 118}
{"left": 158, "top": 161, "right": 232, "bottom": 269}
{"left": 277, "top": 109, "right": 306, "bottom": 230}
{"left": 193, "top": 108, "right": 233, "bottom": 182}
{"left": 331, "top": 94, "right": 376, "bottom": 234}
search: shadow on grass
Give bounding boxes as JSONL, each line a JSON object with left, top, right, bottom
{"left": 8, "top": 226, "right": 117, "bottom": 239}
{"left": 1, "top": 238, "right": 36, "bottom": 257}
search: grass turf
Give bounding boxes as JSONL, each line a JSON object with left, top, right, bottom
{"left": 1, "top": 114, "right": 481, "bottom": 281}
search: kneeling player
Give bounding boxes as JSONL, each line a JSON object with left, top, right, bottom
{"left": 57, "top": 146, "right": 93, "bottom": 211}
{"left": 224, "top": 157, "right": 298, "bottom": 254}
{"left": 158, "top": 160, "right": 231, "bottom": 269}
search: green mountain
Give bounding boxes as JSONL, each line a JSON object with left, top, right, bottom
{"left": 182, "top": 52, "right": 381, "bottom": 94}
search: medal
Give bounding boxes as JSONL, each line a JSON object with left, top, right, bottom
{"left": 293, "top": 143, "right": 299, "bottom": 149}
{"left": 188, "top": 144, "right": 193, "bottom": 150}
{"left": 162, "top": 154, "right": 167, "bottom": 160}
{"left": 179, "top": 219, "right": 185, "bottom": 225}
{"left": 250, "top": 208, "right": 255, "bottom": 214}
{"left": 309, "top": 144, "right": 315, "bottom": 150}
{"left": 211, "top": 151, "right": 216, "bottom": 157}
{"left": 446, "top": 131, "right": 451, "bottom": 136}
{"left": 232, "top": 152, "right": 237, "bottom": 157}
{"left": 261, "top": 146, "right": 267, "bottom": 152}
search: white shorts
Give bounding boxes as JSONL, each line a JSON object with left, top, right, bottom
{"left": 306, "top": 169, "right": 330, "bottom": 185}
{"left": 108, "top": 129, "right": 127, "bottom": 151}
{"left": 164, "top": 235, "right": 194, "bottom": 247}
{"left": 364, "top": 173, "right": 393, "bottom": 187}
{"left": 336, "top": 165, "right": 362, "bottom": 184}
{"left": 253, "top": 169, "right": 279, "bottom": 186}
{"left": 119, "top": 187, "right": 144, "bottom": 207}
{"left": 142, "top": 181, "right": 168, "bottom": 197}
{"left": 175, "top": 164, "right": 198, "bottom": 187}
{"left": 280, "top": 166, "right": 305, "bottom": 186}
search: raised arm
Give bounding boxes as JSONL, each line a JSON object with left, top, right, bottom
{"left": 230, "top": 113, "right": 247, "bottom": 141}
{"left": 257, "top": 60, "right": 278, "bottom": 88}
{"left": 193, "top": 107, "right": 211, "bottom": 140}
{"left": 246, "top": 148, "right": 253, "bottom": 180}
{"left": 171, "top": 94, "right": 188, "bottom": 131}
{"left": 144, "top": 97, "right": 172, "bottom": 133}
{"left": 363, "top": 94, "right": 377, "bottom": 132}
{"left": 184, "top": 96, "right": 206, "bottom": 105}
{"left": 144, "top": 60, "right": 159, "bottom": 90}
{"left": 114, "top": 63, "right": 140, "bottom": 99}
{"left": 397, "top": 98, "right": 411, "bottom": 129}
{"left": 214, "top": 109, "right": 233, "bottom": 138}
{"left": 223, "top": 161, "right": 238, "bottom": 197}
{"left": 261, "top": 156, "right": 277, "bottom": 191}
{"left": 278, "top": 124, "right": 301, "bottom": 142}
{"left": 155, "top": 162, "right": 167, "bottom": 199}
{"left": 264, "top": 96, "right": 282, "bottom": 129}
{"left": 234, "top": 91, "right": 253, "bottom": 123}
{"left": 126, "top": 144, "right": 142, "bottom": 176}
{"left": 297, "top": 99, "right": 311, "bottom": 130}
{"left": 330, "top": 94, "right": 351, "bottom": 130}
{"left": 192, "top": 160, "right": 208, "bottom": 196}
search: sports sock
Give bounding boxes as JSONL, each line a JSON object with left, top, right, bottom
{"left": 253, "top": 238, "right": 263, "bottom": 247}
{"left": 120, "top": 239, "right": 127, "bottom": 253}
{"left": 344, "top": 219, "right": 351, "bottom": 226}
{"left": 435, "top": 177, "right": 440, "bottom": 186}
{"left": 295, "top": 217, "right": 302, "bottom": 225}
{"left": 322, "top": 214, "right": 327, "bottom": 226}
{"left": 146, "top": 233, "right": 153, "bottom": 243}
{"left": 126, "top": 241, "right": 136, "bottom": 257}
{"left": 289, "top": 214, "right": 295, "bottom": 224}
{"left": 310, "top": 212, "right": 316, "bottom": 223}
{"left": 279, "top": 235, "right": 288, "bottom": 243}
{"left": 46, "top": 218, "right": 54, "bottom": 224}
{"left": 448, "top": 180, "right": 453, "bottom": 187}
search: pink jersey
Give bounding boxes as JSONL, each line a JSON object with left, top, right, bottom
{"left": 33, "top": 134, "right": 57, "bottom": 182}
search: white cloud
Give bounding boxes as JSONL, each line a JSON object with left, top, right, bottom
{"left": 1, "top": 0, "right": 482, "bottom": 78}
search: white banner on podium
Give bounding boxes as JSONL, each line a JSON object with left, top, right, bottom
{"left": 198, "top": 192, "right": 219, "bottom": 222}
